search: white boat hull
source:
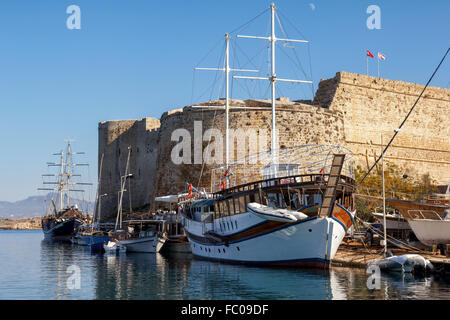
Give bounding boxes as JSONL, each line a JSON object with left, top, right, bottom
{"left": 182, "top": 211, "right": 350, "bottom": 268}
{"left": 119, "top": 236, "right": 166, "bottom": 253}
{"left": 372, "top": 213, "right": 411, "bottom": 230}
{"left": 407, "top": 219, "right": 450, "bottom": 246}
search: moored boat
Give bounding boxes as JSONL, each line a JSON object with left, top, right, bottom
{"left": 38, "top": 141, "right": 92, "bottom": 241}
{"left": 386, "top": 198, "right": 450, "bottom": 247}
{"left": 116, "top": 220, "right": 166, "bottom": 253}
{"left": 181, "top": 145, "right": 356, "bottom": 268}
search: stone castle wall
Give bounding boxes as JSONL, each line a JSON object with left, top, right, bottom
{"left": 98, "top": 71, "right": 450, "bottom": 221}
{"left": 153, "top": 100, "right": 344, "bottom": 200}
{"left": 321, "top": 72, "right": 450, "bottom": 182}
{"left": 98, "top": 117, "right": 160, "bottom": 220}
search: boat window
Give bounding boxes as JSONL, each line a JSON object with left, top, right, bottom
{"left": 232, "top": 197, "right": 239, "bottom": 214}
{"left": 254, "top": 192, "right": 261, "bottom": 204}
{"left": 302, "top": 194, "right": 309, "bottom": 206}
{"left": 314, "top": 194, "right": 322, "bottom": 206}
{"left": 223, "top": 200, "right": 229, "bottom": 216}
{"left": 283, "top": 192, "right": 291, "bottom": 208}
{"left": 245, "top": 194, "right": 251, "bottom": 207}
{"left": 230, "top": 198, "right": 236, "bottom": 215}
{"left": 214, "top": 202, "right": 220, "bottom": 218}
{"left": 239, "top": 196, "right": 246, "bottom": 212}
{"left": 219, "top": 201, "right": 224, "bottom": 217}
{"left": 226, "top": 199, "right": 232, "bottom": 215}
{"left": 235, "top": 220, "right": 238, "bottom": 229}
{"left": 210, "top": 205, "right": 214, "bottom": 212}
{"left": 267, "top": 193, "right": 279, "bottom": 208}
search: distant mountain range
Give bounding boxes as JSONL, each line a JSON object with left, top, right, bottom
{"left": 0, "top": 195, "right": 94, "bottom": 219}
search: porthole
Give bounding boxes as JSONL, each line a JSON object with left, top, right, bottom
{"left": 237, "top": 247, "right": 240, "bottom": 251}
{"left": 223, "top": 248, "right": 226, "bottom": 253}
{"left": 308, "top": 229, "right": 312, "bottom": 232}
{"left": 218, "top": 248, "right": 221, "bottom": 253}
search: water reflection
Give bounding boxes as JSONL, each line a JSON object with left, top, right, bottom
{"left": 1, "top": 231, "right": 449, "bottom": 300}
{"left": 94, "top": 252, "right": 341, "bottom": 300}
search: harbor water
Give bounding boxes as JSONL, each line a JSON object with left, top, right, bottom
{"left": 1, "top": 230, "right": 450, "bottom": 300}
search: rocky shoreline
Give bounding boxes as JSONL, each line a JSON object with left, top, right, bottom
{"left": 0, "top": 217, "right": 42, "bottom": 230}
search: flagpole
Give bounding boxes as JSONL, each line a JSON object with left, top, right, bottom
{"left": 366, "top": 55, "right": 368, "bottom": 75}
{"left": 378, "top": 55, "right": 380, "bottom": 78}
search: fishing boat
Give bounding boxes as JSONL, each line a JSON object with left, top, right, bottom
{"left": 117, "top": 220, "right": 166, "bottom": 253}
{"left": 109, "top": 146, "right": 166, "bottom": 253}
{"left": 386, "top": 198, "right": 450, "bottom": 247}
{"left": 154, "top": 194, "right": 192, "bottom": 253}
{"left": 38, "top": 141, "right": 92, "bottom": 240}
{"left": 371, "top": 209, "right": 411, "bottom": 231}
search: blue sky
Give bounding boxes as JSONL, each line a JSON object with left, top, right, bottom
{"left": 0, "top": 0, "right": 448, "bottom": 202}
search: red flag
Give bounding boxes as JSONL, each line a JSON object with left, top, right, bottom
{"left": 188, "top": 184, "right": 192, "bottom": 198}
{"left": 367, "top": 50, "right": 374, "bottom": 58}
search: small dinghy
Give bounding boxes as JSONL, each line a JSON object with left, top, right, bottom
{"left": 247, "top": 202, "right": 308, "bottom": 222}
{"left": 368, "top": 254, "right": 434, "bottom": 274}
{"left": 104, "top": 241, "right": 127, "bottom": 253}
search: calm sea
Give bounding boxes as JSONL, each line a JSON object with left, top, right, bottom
{"left": 1, "top": 230, "right": 450, "bottom": 300}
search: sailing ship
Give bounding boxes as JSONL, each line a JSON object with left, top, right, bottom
{"left": 39, "top": 141, "right": 92, "bottom": 240}
{"left": 179, "top": 4, "right": 356, "bottom": 268}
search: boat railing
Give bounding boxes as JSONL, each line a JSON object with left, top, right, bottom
{"left": 210, "top": 144, "right": 355, "bottom": 193}
{"left": 407, "top": 209, "right": 443, "bottom": 221}
{"left": 213, "top": 173, "right": 355, "bottom": 198}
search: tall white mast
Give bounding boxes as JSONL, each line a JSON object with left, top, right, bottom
{"left": 115, "top": 146, "right": 132, "bottom": 230}
{"left": 381, "top": 134, "right": 387, "bottom": 256}
{"left": 234, "top": 3, "right": 312, "bottom": 159}
{"left": 195, "top": 34, "right": 258, "bottom": 168}
{"left": 59, "top": 150, "right": 65, "bottom": 210}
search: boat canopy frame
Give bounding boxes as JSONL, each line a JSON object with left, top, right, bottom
{"left": 211, "top": 144, "right": 355, "bottom": 193}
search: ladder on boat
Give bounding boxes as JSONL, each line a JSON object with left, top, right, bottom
{"left": 319, "top": 154, "right": 346, "bottom": 218}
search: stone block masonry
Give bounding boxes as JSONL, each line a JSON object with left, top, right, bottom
{"left": 322, "top": 72, "right": 449, "bottom": 182}
{"left": 98, "top": 71, "right": 450, "bottom": 221}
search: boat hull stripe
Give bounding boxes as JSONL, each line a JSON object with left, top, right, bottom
{"left": 187, "top": 216, "right": 319, "bottom": 245}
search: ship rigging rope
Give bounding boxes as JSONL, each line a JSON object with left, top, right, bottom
{"left": 228, "top": 7, "right": 269, "bottom": 35}
{"left": 195, "top": 8, "right": 271, "bottom": 188}
{"left": 358, "top": 47, "right": 450, "bottom": 186}
{"left": 354, "top": 215, "right": 428, "bottom": 254}
{"left": 277, "top": 8, "right": 316, "bottom": 101}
